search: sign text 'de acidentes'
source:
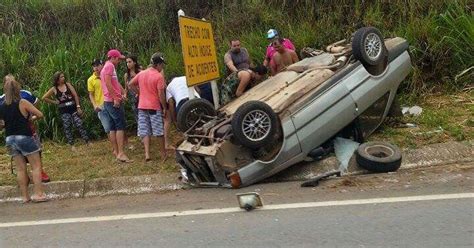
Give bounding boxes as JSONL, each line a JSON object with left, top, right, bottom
{"left": 179, "top": 16, "right": 220, "bottom": 86}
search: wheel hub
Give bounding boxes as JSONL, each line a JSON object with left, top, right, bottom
{"left": 242, "top": 110, "right": 271, "bottom": 141}
{"left": 364, "top": 33, "right": 382, "bottom": 61}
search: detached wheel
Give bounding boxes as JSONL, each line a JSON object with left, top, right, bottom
{"left": 356, "top": 141, "right": 402, "bottom": 172}
{"left": 231, "top": 101, "right": 278, "bottom": 149}
{"left": 177, "top": 98, "right": 216, "bottom": 132}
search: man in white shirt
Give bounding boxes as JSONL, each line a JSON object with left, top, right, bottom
{"left": 166, "top": 76, "right": 199, "bottom": 123}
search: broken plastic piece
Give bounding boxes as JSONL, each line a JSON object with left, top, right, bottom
{"left": 301, "top": 170, "right": 341, "bottom": 187}
{"left": 334, "top": 137, "right": 360, "bottom": 172}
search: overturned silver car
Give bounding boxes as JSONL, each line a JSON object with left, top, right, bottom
{"left": 176, "top": 27, "right": 412, "bottom": 188}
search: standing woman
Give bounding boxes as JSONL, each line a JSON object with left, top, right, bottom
{"left": 0, "top": 77, "right": 47, "bottom": 203}
{"left": 42, "top": 71, "right": 89, "bottom": 148}
{"left": 123, "top": 55, "right": 141, "bottom": 121}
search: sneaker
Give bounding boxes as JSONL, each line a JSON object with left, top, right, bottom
{"left": 41, "top": 171, "right": 51, "bottom": 183}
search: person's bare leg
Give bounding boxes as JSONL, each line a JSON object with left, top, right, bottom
{"left": 25, "top": 152, "right": 46, "bottom": 200}
{"left": 109, "top": 131, "right": 118, "bottom": 157}
{"left": 157, "top": 136, "right": 168, "bottom": 162}
{"left": 116, "top": 130, "right": 130, "bottom": 160}
{"left": 163, "top": 113, "right": 174, "bottom": 150}
{"left": 143, "top": 136, "right": 150, "bottom": 160}
{"left": 14, "top": 156, "right": 30, "bottom": 202}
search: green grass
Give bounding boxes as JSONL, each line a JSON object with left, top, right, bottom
{"left": 371, "top": 91, "right": 474, "bottom": 148}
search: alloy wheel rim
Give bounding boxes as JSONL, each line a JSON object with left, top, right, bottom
{"left": 364, "top": 33, "right": 382, "bottom": 61}
{"left": 241, "top": 110, "right": 271, "bottom": 141}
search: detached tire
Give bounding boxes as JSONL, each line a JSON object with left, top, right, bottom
{"left": 356, "top": 141, "right": 402, "bottom": 173}
{"left": 177, "top": 98, "right": 216, "bottom": 132}
{"left": 231, "top": 101, "right": 278, "bottom": 149}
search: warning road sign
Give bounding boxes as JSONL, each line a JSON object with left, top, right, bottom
{"left": 179, "top": 16, "right": 220, "bottom": 86}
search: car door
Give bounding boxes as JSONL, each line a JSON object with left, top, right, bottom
{"left": 291, "top": 78, "right": 358, "bottom": 154}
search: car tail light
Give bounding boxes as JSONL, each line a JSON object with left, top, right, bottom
{"left": 229, "top": 172, "right": 241, "bottom": 188}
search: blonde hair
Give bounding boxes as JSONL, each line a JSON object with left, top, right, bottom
{"left": 3, "top": 74, "right": 21, "bottom": 105}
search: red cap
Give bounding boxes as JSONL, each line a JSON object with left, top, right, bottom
{"left": 107, "top": 49, "right": 125, "bottom": 59}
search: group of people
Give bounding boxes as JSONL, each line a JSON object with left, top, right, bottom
{"left": 220, "top": 28, "right": 299, "bottom": 105}
{"left": 0, "top": 28, "right": 297, "bottom": 203}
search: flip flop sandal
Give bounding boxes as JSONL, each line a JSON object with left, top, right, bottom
{"left": 31, "top": 197, "right": 49, "bottom": 203}
{"left": 116, "top": 158, "right": 134, "bottom": 163}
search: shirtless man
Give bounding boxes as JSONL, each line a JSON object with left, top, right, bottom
{"left": 270, "top": 38, "right": 299, "bottom": 75}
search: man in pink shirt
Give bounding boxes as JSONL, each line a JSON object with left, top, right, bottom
{"left": 262, "top": 29, "right": 296, "bottom": 68}
{"left": 128, "top": 52, "right": 167, "bottom": 162}
{"left": 101, "top": 49, "right": 131, "bottom": 163}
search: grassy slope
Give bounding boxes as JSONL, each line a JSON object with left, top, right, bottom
{"left": 0, "top": 1, "right": 472, "bottom": 185}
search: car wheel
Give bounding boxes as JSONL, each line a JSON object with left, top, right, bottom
{"left": 177, "top": 98, "right": 216, "bottom": 132}
{"left": 352, "top": 27, "right": 386, "bottom": 66}
{"left": 231, "top": 101, "right": 278, "bottom": 149}
{"left": 356, "top": 141, "right": 402, "bottom": 172}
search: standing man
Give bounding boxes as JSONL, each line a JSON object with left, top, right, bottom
{"left": 263, "top": 29, "right": 296, "bottom": 68}
{"left": 0, "top": 75, "right": 50, "bottom": 183}
{"left": 270, "top": 38, "right": 299, "bottom": 75}
{"left": 224, "top": 39, "right": 251, "bottom": 76}
{"left": 128, "top": 53, "right": 167, "bottom": 162}
{"left": 100, "top": 49, "right": 131, "bottom": 163}
{"left": 87, "top": 59, "right": 113, "bottom": 153}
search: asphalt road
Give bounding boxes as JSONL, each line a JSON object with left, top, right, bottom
{"left": 1, "top": 163, "right": 473, "bottom": 247}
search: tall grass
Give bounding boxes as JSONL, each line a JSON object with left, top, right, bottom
{"left": 0, "top": 0, "right": 471, "bottom": 141}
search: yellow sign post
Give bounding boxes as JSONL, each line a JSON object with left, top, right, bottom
{"left": 178, "top": 16, "right": 220, "bottom": 87}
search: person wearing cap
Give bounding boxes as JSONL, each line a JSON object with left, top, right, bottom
{"left": 87, "top": 59, "right": 114, "bottom": 149}
{"left": 128, "top": 53, "right": 168, "bottom": 162}
{"left": 101, "top": 49, "right": 131, "bottom": 163}
{"left": 224, "top": 39, "right": 251, "bottom": 76}
{"left": 270, "top": 38, "right": 299, "bottom": 75}
{"left": 262, "top": 28, "right": 296, "bottom": 68}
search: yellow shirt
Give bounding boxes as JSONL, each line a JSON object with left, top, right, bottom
{"left": 87, "top": 73, "right": 104, "bottom": 107}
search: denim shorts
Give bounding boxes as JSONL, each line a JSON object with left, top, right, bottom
{"left": 97, "top": 108, "right": 112, "bottom": 133}
{"left": 5, "top": 135, "right": 41, "bottom": 157}
{"left": 103, "top": 101, "right": 126, "bottom": 131}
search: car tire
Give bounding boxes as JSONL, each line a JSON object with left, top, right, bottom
{"left": 177, "top": 98, "right": 216, "bottom": 132}
{"left": 231, "top": 101, "right": 278, "bottom": 149}
{"left": 352, "top": 27, "right": 387, "bottom": 66}
{"left": 356, "top": 141, "right": 402, "bottom": 172}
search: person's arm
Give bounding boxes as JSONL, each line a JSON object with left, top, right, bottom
{"left": 224, "top": 52, "right": 238, "bottom": 73}
{"left": 128, "top": 74, "right": 139, "bottom": 95}
{"left": 123, "top": 73, "right": 129, "bottom": 99}
{"left": 88, "top": 92, "right": 100, "bottom": 112}
{"left": 21, "top": 99, "right": 44, "bottom": 121}
{"left": 42, "top": 87, "right": 59, "bottom": 105}
{"left": 104, "top": 74, "right": 120, "bottom": 107}
{"left": 158, "top": 80, "right": 167, "bottom": 117}
{"left": 270, "top": 57, "right": 278, "bottom": 76}
{"left": 67, "top": 82, "right": 83, "bottom": 115}
{"left": 262, "top": 46, "right": 272, "bottom": 67}
{"left": 291, "top": 50, "right": 300, "bottom": 63}
{"left": 168, "top": 98, "right": 176, "bottom": 124}
{"left": 235, "top": 71, "right": 252, "bottom": 97}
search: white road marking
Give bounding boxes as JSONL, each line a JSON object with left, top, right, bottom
{"left": 1, "top": 193, "right": 473, "bottom": 228}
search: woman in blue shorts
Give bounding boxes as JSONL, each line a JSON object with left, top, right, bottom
{"left": 0, "top": 77, "right": 47, "bottom": 203}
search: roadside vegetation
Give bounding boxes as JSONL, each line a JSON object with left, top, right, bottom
{"left": 0, "top": 1, "right": 472, "bottom": 185}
